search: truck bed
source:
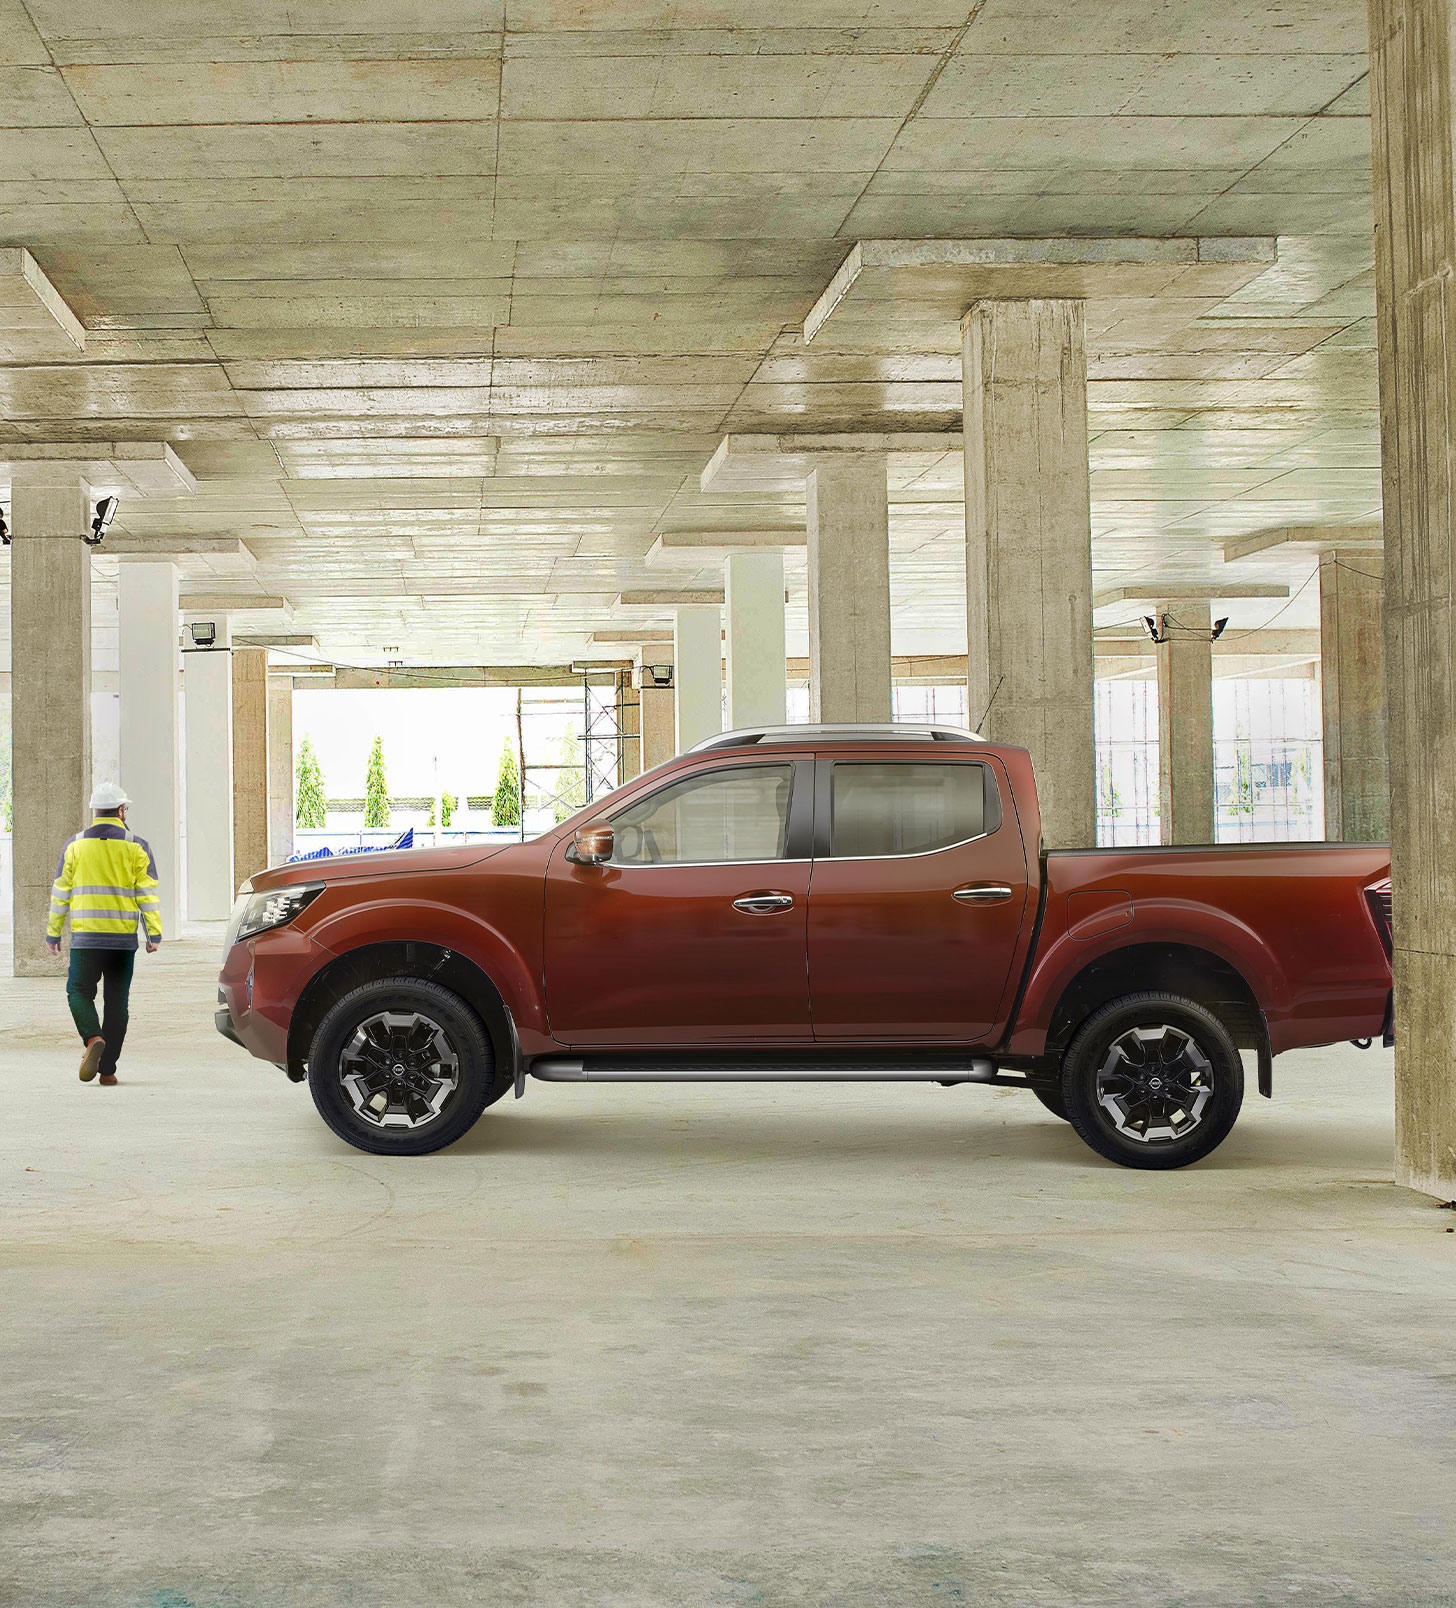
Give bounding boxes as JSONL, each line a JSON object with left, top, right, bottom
{"left": 1007, "top": 841, "right": 1393, "bottom": 1059}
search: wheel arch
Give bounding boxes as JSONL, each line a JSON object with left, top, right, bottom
{"left": 1045, "top": 942, "right": 1273, "bottom": 1095}
{"left": 286, "top": 940, "right": 519, "bottom": 1091}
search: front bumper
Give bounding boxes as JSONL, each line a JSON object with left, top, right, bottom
{"left": 217, "top": 925, "right": 333, "bottom": 1070}
{"left": 215, "top": 990, "right": 244, "bottom": 1048}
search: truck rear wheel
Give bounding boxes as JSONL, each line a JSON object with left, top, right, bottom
{"left": 1060, "top": 992, "right": 1243, "bottom": 1170}
{"left": 307, "top": 976, "right": 498, "bottom": 1156}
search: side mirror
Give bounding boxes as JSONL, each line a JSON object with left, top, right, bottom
{"left": 565, "top": 822, "right": 614, "bottom": 866}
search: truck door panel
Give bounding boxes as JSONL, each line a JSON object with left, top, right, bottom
{"left": 807, "top": 757, "right": 1029, "bottom": 1040}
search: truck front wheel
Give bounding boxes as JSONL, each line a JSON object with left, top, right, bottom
{"left": 307, "top": 977, "right": 498, "bottom": 1156}
{"left": 1060, "top": 992, "right": 1244, "bottom": 1170}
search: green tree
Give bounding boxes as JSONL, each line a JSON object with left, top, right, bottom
{"left": 553, "top": 728, "right": 588, "bottom": 823}
{"left": 441, "top": 791, "right": 458, "bottom": 829}
{"left": 295, "top": 735, "right": 327, "bottom": 829}
{"left": 492, "top": 743, "right": 521, "bottom": 827}
{"left": 363, "top": 735, "right": 391, "bottom": 829}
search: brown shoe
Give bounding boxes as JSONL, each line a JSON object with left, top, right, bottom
{"left": 79, "top": 1038, "right": 105, "bottom": 1081}
{"left": 98, "top": 1074, "right": 118, "bottom": 1086}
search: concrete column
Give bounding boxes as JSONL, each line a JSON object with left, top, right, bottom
{"left": 8, "top": 465, "right": 91, "bottom": 978}
{"left": 963, "top": 298, "right": 1096, "bottom": 848}
{"left": 183, "top": 618, "right": 234, "bottom": 920}
{"left": 1154, "top": 602, "right": 1215, "bottom": 845}
{"left": 618, "top": 670, "right": 642, "bottom": 783}
{"left": 638, "top": 657, "right": 676, "bottom": 771}
{"left": 267, "top": 675, "right": 294, "bottom": 865}
{"left": 1368, "top": 0, "right": 1456, "bottom": 1200}
{"left": 118, "top": 560, "right": 181, "bottom": 936}
{"left": 231, "top": 647, "right": 270, "bottom": 888}
{"left": 806, "top": 458, "right": 892, "bottom": 723}
{"left": 673, "top": 606, "right": 722, "bottom": 752}
{"left": 1319, "top": 550, "right": 1388, "bottom": 842}
{"left": 724, "top": 550, "right": 787, "bottom": 729}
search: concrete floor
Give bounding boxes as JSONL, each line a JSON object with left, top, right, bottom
{"left": 2, "top": 931, "right": 1453, "bottom": 1608}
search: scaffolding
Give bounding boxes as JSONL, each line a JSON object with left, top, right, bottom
{"left": 515, "top": 672, "right": 640, "bottom": 838}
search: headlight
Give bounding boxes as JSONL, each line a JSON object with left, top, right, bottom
{"left": 229, "top": 882, "right": 324, "bottom": 947}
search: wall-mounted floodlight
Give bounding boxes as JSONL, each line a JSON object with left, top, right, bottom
{"left": 84, "top": 496, "right": 119, "bottom": 546}
{"left": 188, "top": 620, "right": 218, "bottom": 649}
{"left": 638, "top": 663, "right": 674, "bottom": 690}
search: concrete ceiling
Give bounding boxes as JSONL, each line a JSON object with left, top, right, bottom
{"left": 0, "top": 0, "right": 1379, "bottom": 667}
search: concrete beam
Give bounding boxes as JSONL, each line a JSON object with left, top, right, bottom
{"left": 179, "top": 593, "right": 290, "bottom": 615}
{"left": 617, "top": 589, "right": 725, "bottom": 607}
{"left": 328, "top": 665, "right": 589, "bottom": 690}
{"left": 804, "top": 236, "right": 1278, "bottom": 349}
{"left": 1095, "top": 629, "right": 1319, "bottom": 658}
{"left": 234, "top": 634, "right": 317, "bottom": 650}
{"left": 646, "top": 528, "right": 806, "bottom": 563}
{"left": 701, "top": 432, "right": 960, "bottom": 494}
{"left": 1096, "top": 584, "right": 1291, "bottom": 607}
{"left": 1223, "top": 525, "right": 1384, "bottom": 562}
{"left": 0, "top": 442, "right": 195, "bottom": 498}
{"left": 0, "top": 247, "right": 85, "bottom": 357}
{"left": 108, "top": 536, "right": 253, "bottom": 558}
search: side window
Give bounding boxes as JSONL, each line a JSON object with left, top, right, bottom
{"left": 829, "top": 762, "right": 996, "bottom": 858}
{"left": 610, "top": 764, "right": 795, "bottom": 866}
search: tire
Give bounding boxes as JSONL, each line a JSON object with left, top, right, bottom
{"left": 1060, "top": 992, "right": 1244, "bottom": 1170}
{"left": 306, "top": 976, "right": 499, "bottom": 1156}
{"left": 1031, "top": 1083, "right": 1070, "bottom": 1121}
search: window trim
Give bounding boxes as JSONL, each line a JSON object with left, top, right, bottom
{"left": 813, "top": 756, "right": 1003, "bottom": 862}
{"left": 603, "top": 757, "right": 813, "bottom": 868}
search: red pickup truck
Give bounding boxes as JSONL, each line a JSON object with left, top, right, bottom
{"left": 217, "top": 724, "right": 1394, "bottom": 1170}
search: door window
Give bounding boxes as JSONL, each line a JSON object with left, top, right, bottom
{"left": 829, "top": 762, "right": 996, "bottom": 858}
{"left": 610, "top": 764, "right": 795, "bottom": 865}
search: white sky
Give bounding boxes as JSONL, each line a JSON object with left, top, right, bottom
{"left": 293, "top": 688, "right": 580, "bottom": 799}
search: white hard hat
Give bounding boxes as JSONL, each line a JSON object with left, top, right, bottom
{"left": 90, "top": 781, "right": 131, "bottom": 811}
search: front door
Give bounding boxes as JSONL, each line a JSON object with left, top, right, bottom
{"left": 807, "top": 756, "right": 1029, "bottom": 1040}
{"left": 545, "top": 758, "right": 813, "bottom": 1046}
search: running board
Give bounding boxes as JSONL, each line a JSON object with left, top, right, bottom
{"left": 530, "top": 1054, "right": 1000, "bottom": 1084}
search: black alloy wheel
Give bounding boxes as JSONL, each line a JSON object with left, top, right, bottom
{"left": 307, "top": 977, "right": 498, "bottom": 1156}
{"left": 1060, "top": 992, "right": 1244, "bottom": 1169}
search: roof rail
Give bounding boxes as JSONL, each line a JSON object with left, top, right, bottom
{"left": 688, "top": 723, "right": 985, "bottom": 753}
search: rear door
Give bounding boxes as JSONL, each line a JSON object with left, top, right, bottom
{"left": 806, "top": 755, "right": 1029, "bottom": 1040}
{"left": 544, "top": 757, "right": 814, "bottom": 1046}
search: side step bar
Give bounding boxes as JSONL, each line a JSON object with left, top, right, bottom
{"left": 530, "top": 1055, "right": 1000, "bottom": 1084}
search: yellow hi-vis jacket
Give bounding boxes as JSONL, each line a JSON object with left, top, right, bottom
{"left": 47, "top": 818, "right": 163, "bottom": 951}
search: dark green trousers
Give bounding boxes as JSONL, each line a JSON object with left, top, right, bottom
{"left": 66, "top": 949, "right": 135, "bottom": 1076}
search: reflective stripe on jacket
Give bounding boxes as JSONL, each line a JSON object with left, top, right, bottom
{"left": 48, "top": 820, "right": 162, "bottom": 951}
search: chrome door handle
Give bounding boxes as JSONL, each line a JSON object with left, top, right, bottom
{"left": 953, "top": 884, "right": 1013, "bottom": 904}
{"left": 733, "top": 894, "right": 795, "bottom": 914}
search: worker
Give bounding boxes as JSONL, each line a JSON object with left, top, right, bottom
{"left": 45, "top": 782, "right": 162, "bottom": 1085}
